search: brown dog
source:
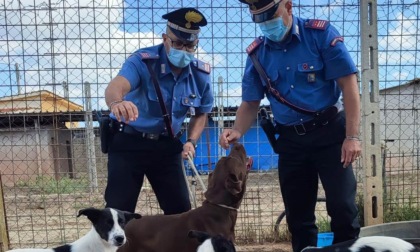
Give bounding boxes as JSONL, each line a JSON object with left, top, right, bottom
{"left": 118, "top": 143, "right": 252, "bottom": 252}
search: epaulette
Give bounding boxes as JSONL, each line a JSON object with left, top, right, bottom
{"left": 246, "top": 36, "right": 264, "bottom": 55}
{"left": 193, "top": 60, "right": 211, "bottom": 74}
{"left": 304, "top": 19, "right": 329, "bottom": 30}
{"left": 139, "top": 52, "right": 160, "bottom": 61}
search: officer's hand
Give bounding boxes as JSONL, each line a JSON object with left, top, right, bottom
{"left": 182, "top": 142, "right": 195, "bottom": 160}
{"left": 219, "top": 129, "right": 242, "bottom": 150}
{"left": 111, "top": 101, "right": 138, "bottom": 123}
{"left": 341, "top": 138, "right": 362, "bottom": 168}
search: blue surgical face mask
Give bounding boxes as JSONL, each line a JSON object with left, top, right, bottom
{"left": 167, "top": 47, "right": 194, "bottom": 68}
{"left": 258, "top": 16, "right": 289, "bottom": 42}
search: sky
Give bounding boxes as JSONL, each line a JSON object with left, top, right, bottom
{"left": 0, "top": 0, "right": 419, "bottom": 110}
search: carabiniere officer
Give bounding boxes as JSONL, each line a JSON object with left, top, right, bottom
{"left": 103, "top": 7, "right": 214, "bottom": 214}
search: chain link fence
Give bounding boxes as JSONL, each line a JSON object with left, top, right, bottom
{"left": 0, "top": 0, "right": 419, "bottom": 249}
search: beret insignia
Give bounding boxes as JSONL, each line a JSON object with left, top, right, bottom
{"left": 185, "top": 11, "right": 203, "bottom": 29}
{"left": 245, "top": 0, "right": 258, "bottom": 10}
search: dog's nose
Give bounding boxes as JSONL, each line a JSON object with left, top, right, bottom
{"left": 114, "top": 235, "right": 125, "bottom": 246}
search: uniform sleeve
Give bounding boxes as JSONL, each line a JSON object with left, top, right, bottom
{"left": 319, "top": 25, "right": 358, "bottom": 80}
{"left": 117, "top": 53, "right": 146, "bottom": 91}
{"left": 198, "top": 74, "right": 214, "bottom": 113}
{"left": 242, "top": 56, "right": 265, "bottom": 101}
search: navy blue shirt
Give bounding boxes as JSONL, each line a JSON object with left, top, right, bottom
{"left": 243, "top": 16, "right": 357, "bottom": 125}
{"left": 112, "top": 44, "right": 214, "bottom": 134}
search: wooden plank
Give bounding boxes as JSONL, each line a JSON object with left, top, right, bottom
{"left": 0, "top": 174, "right": 9, "bottom": 251}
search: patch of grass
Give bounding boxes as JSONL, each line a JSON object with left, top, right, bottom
{"left": 356, "top": 193, "right": 365, "bottom": 227}
{"left": 237, "top": 225, "right": 258, "bottom": 244}
{"left": 356, "top": 193, "right": 420, "bottom": 226}
{"left": 317, "top": 216, "right": 331, "bottom": 233}
{"left": 274, "top": 225, "right": 291, "bottom": 242}
{"left": 17, "top": 176, "right": 90, "bottom": 194}
{"left": 272, "top": 216, "right": 331, "bottom": 242}
{"left": 384, "top": 196, "right": 420, "bottom": 222}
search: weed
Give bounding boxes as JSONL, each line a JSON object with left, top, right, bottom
{"left": 17, "top": 176, "right": 89, "bottom": 194}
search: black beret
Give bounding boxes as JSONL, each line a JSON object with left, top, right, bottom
{"left": 238, "top": 0, "right": 282, "bottom": 23}
{"left": 162, "top": 8, "right": 207, "bottom": 42}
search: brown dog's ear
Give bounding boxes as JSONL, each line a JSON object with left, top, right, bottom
{"left": 225, "top": 174, "right": 242, "bottom": 195}
{"left": 124, "top": 212, "right": 142, "bottom": 222}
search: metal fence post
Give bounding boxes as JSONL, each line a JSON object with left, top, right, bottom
{"left": 360, "top": 0, "right": 384, "bottom": 225}
{"left": 217, "top": 76, "right": 226, "bottom": 159}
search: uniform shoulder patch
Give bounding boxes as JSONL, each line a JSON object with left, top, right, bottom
{"left": 139, "top": 52, "right": 160, "bottom": 60}
{"left": 304, "top": 19, "right": 329, "bottom": 30}
{"left": 193, "top": 60, "right": 211, "bottom": 74}
{"left": 246, "top": 36, "right": 264, "bottom": 55}
{"left": 330, "top": 36, "right": 344, "bottom": 46}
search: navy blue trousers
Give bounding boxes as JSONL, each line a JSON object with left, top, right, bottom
{"left": 275, "top": 112, "right": 360, "bottom": 252}
{"left": 104, "top": 131, "right": 191, "bottom": 214}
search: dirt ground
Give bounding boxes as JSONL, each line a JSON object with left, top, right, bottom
{"left": 3, "top": 172, "right": 314, "bottom": 251}
{"left": 237, "top": 243, "right": 292, "bottom": 251}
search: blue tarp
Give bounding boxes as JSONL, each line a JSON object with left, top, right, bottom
{"left": 181, "top": 117, "right": 278, "bottom": 174}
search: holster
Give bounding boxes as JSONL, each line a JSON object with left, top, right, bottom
{"left": 98, "top": 114, "right": 112, "bottom": 154}
{"left": 259, "top": 108, "right": 278, "bottom": 153}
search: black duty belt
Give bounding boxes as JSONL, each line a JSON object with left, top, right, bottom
{"left": 110, "top": 120, "right": 177, "bottom": 141}
{"left": 275, "top": 106, "right": 339, "bottom": 135}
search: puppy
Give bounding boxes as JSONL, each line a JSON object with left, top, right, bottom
{"left": 302, "top": 236, "right": 420, "bottom": 252}
{"left": 7, "top": 207, "right": 141, "bottom": 252}
{"left": 188, "top": 230, "right": 236, "bottom": 252}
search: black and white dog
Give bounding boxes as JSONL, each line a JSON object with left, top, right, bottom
{"left": 7, "top": 207, "right": 141, "bottom": 252}
{"left": 188, "top": 230, "right": 236, "bottom": 252}
{"left": 302, "top": 236, "right": 420, "bottom": 252}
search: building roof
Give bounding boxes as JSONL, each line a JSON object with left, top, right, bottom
{"left": 380, "top": 78, "right": 420, "bottom": 93}
{"left": 0, "top": 90, "right": 83, "bottom": 114}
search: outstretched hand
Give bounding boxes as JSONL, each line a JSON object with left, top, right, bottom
{"left": 219, "top": 129, "right": 242, "bottom": 150}
{"left": 111, "top": 101, "right": 138, "bottom": 123}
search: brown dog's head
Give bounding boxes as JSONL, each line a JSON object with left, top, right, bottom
{"left": 205, "top": 143, "right": 252, "bottom": 209}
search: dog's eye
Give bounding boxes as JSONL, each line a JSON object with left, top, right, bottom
{"left": 118, "top": 218, "right": 124, "bottom": 224}
{"left": 107, "top": 220, "right": 114, "bottom": 226}
{"left": 229, "top": 174, "right": 238, "bottom": 182}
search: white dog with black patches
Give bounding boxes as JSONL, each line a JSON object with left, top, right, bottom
{"left": 188, "top": 230, "right": 236, "bottom": 252}
{"left": 7, "top": 207, "right": 141, "bottom": 252}
{"left": 302, "top": 236, "right": 420, "bottom": 252}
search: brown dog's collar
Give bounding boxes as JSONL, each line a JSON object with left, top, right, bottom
{"left": 215, "top": 203, "right": 238, "bottom": 211}
{"left": 205, "top": 200, "right": 238, "bottom": 211}
{"left": 217, "top": 204, "right": 238, "bottom": 211}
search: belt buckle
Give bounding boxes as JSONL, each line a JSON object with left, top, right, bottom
{"left": 145, "top": 133, "right": 159, "bottom": 141}
{"left": 294, "top": 124, "right": 306, "bottom": 135}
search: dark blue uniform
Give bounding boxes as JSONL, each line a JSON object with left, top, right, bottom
{"left": 105, "top": 44, "right": 213, "bottom": 214}
{"left": 244, "top": 16, "right": 360, "bottom": 251}
{"left": 112, "top": 44, "right": 213, "bottom": 134}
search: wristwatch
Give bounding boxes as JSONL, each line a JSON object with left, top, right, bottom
{"left": 186, "top": 138, "right": 197, "bottom": 149}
